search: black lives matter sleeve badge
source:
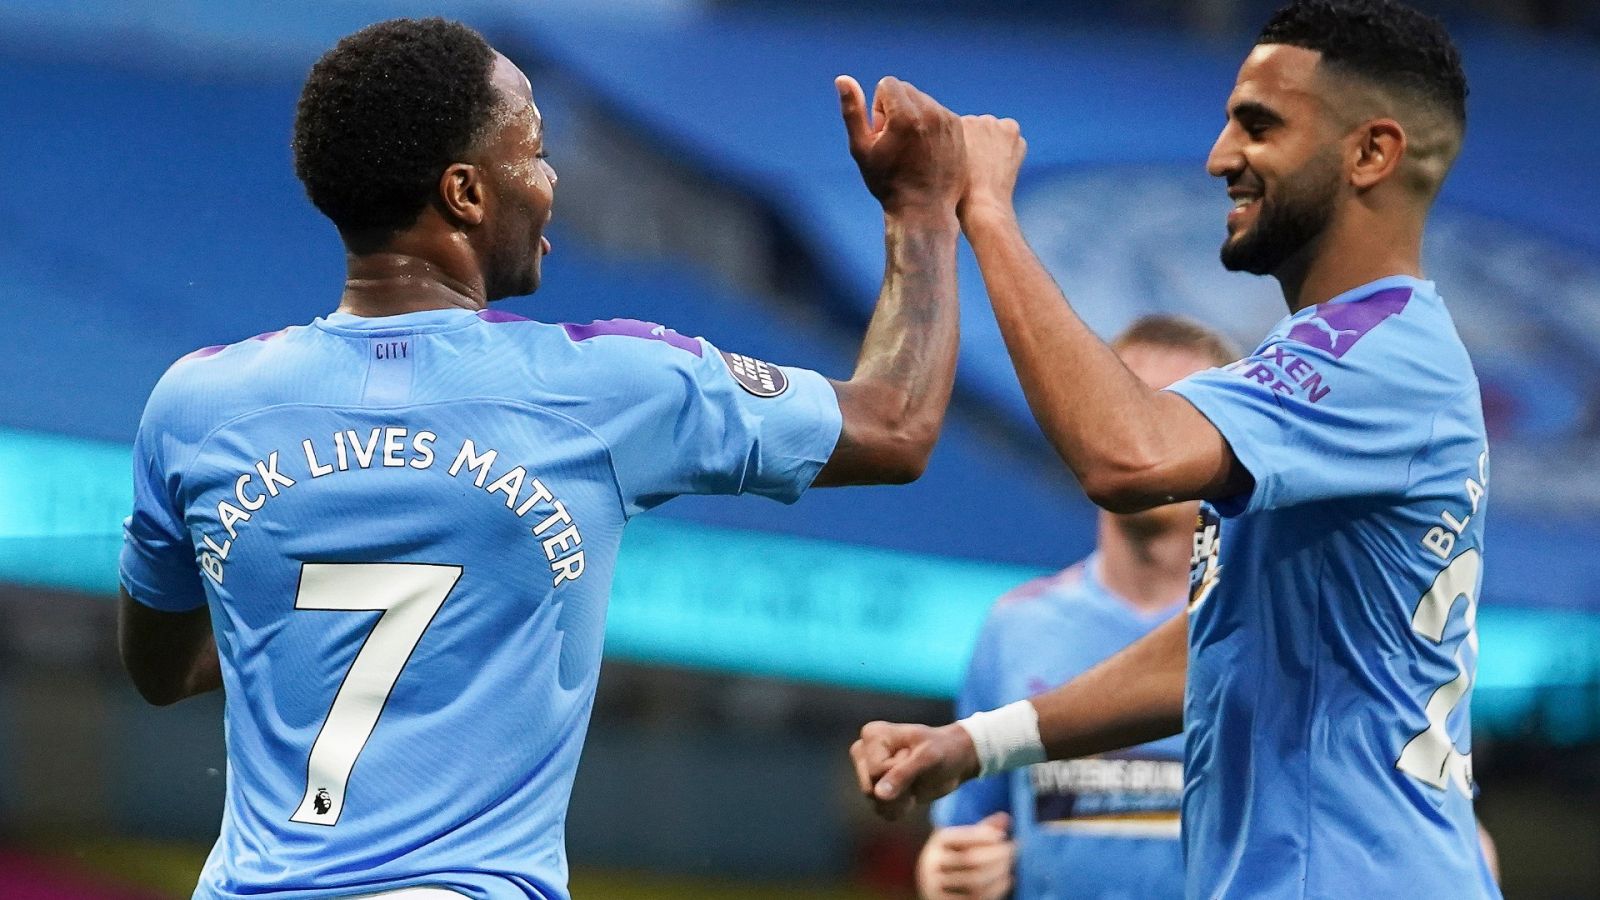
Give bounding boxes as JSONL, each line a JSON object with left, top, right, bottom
{"left": 719, "top": 350, "right": 789, "bottom": 398}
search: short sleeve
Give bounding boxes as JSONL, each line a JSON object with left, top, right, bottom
{"left": 573, "top": 325, "right": 843, "bottom": 516}
{"left": 931, "top": 610, "right": 1013, "bottom": 827}
{"left": 119, "top": 385, "right": 208, "bottom": 612}
{"left": 1166, "top": 313, "right": 1438, "bottom": 517}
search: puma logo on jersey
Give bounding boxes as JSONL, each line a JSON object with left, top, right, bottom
{"left": 1284, "top": 286, "right": 1411, "bottom": 359}
{"left": 1300, "top": 317, "right": 1362, "bottom": 351}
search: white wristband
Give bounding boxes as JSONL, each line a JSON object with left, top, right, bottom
{"left": 956, "top": 700, "right": 1046, "bottom": 778}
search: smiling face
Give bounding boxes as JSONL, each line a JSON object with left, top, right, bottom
{"left": 1207, "top": 44, "right": 1347, "bottom": 277}
{"left": 474, "top": 52, "right": 558, "bottom": 299}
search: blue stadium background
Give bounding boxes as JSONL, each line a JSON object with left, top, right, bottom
{"left": 1, "top": 0, "right": 1597, "bottom": 896}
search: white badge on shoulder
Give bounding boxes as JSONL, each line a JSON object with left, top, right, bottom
{"left": 719, "top": 349, "right": 789, "bottom": 398}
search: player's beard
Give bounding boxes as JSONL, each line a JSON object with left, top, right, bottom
{"left": 484, "top": 210, "right": 542, "bottom": 299}
{"left": 1220, "top": 149, "right": 1342, "bottom": 277}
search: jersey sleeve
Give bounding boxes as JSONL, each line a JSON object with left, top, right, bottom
{"left": 119, "top": 374, "right": 208, "bottom": 612}
{"left": 1165, "top": 307, "right": 1439, "bottom": 517}
{"left": 571, "top": 324, "right": 843, "bottom": 517}
{"left": 931, "top": 608, "right": 1013, "bottom": 827}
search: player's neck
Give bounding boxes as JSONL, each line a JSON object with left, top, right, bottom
{"left": 1095, "top": 518, "right": 1191, "bottom": 613}
{"left": 1275, "top": 216, "right": 1424, "bottom": 313}
{"left": 338, "top": 252, "right": 488, "bottom": 317}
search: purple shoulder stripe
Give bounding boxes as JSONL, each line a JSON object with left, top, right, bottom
{"left": 178, "top": 328, "right": 286, "bottom": 362}
{"left": 1286, "top": 286, "right": 1411, "bottom": 359}
{"left": 179, "top": 344, "right": 227, "bottom": 361}
{"left": 477, "top": 309, "right": 531, "bottom": 323}
{"left": 561, "top": 318, "right": 703, "bottom": 357}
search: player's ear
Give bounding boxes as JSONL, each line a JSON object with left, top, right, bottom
{"left": 1349, "top": 118, "right": 1406, "bottom": 190}
{"left": 439, "top": 163, "right": 487, "bottom": 227}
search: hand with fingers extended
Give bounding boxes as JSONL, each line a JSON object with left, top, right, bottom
{"left": 850, "top": 720, "right": 979, "bottom": 820}
{"left": 835, "top": 75, "right": 966, "bottom": 216}
{"left": 917, "top": 812, "right": 1017, "bottom": 900}
{"left": 958, "top": 114, "right": 1028, "bottom": 225}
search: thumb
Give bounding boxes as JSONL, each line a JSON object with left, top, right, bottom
{"left": 978, "top": 811, "right": 1013, "bottom": 835}
{"left": 835, "top": 75, "right": 870, "bottom": 158}
{"left": 875, "top": 745, "right": 931, "bottom": 802}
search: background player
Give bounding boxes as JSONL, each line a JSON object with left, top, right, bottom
{"left": 919, "top": 316, "right": 1236, "bottom": 900}
{"left": 851, "top": 1, "right": 1501, "bottom": 897}
{"left": 116, "top": 18, "right": 967, "bottom": 900}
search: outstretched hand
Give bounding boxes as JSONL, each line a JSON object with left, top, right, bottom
{"left": 836, "top": 75, "right": 966, "bottom": 215}
{"left": 958, "top": 114, "right": 1027, "bottom": 224}
{"left": 849, "top": 720, "right": 980, "bottom": 820}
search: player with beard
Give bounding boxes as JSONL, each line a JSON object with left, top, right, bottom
{"left": 117, "top": 17, "right": 968, "bottom": 900}
{"left": 850, "top": 2, "right": 1500, "bottom": 897}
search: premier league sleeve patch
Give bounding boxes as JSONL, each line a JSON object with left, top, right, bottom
{"left": 719, "top": 349, "right": 789, "bottom": 398}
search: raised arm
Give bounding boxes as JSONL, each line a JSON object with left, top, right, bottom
{"left": 952, "top": 118, "right": 1251, "bottom": 511}
{"left": 813, "top": 76, "right": 964, "bottom": 487}
{"left": 118, "top": 588, "right": 222, "bottom": 706}
{"left": 850, "top": 611, "right": 1188, "bottom": 820}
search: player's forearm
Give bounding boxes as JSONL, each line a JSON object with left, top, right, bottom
{"left": 118, "top": 591, "right": 223, "bottom": 705}
{"left": 961, "top": 203, "right": 1192, "bottom": 509}
{"left": 1031, "top": 610, "right": 1187, "bottom": 759}
{"left": 818, "top": 208, "right": 960, "bottom": 485}
{"left": 126, "top": 639, "right": 222, "bottom": 706}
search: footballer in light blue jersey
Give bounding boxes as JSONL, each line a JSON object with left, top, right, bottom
{"left": 1169, "top": 276, "right": 1497, "bottom": 898}
{"left": 122, "top": 311, "right": 841, "bottom": 899}
{"left": 933, "top": 559, "right": 1186, "bottom": 900}
{"left": 119, "top": 18, "right": 970, "bottom": 900}
{"left": 848, "top": 4, "right": 1501, "bottom": 899}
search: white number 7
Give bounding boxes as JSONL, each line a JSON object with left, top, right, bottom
{"left": 289, "top": 562, "right": 462, "bottom": 826}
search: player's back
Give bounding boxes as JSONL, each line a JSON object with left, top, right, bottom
{"left": 122, "top": 308, "right": 840, "bottom": 899}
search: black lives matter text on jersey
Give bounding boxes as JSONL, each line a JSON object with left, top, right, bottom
{"left": 198, "top": 428, "right": 587, "bottom": 589}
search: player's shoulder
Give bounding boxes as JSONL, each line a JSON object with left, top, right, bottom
{"left": 486, "top": 313, "right": 812, "bottom": 404}
{"left": 1281, "top": 278, "right": 1464, "bottom": 362}
{"left": 544, "top": 316, "right": 808, "bottom": 403}
{"left": 553, "top": 316, "right": 708, "bottom": 362}
{"left": 510, "top": 315, "right": 715, "bottom": 385}
{"left": 149, "top": 326, "right": 305, "bottom": 431}
{"left": 1263, "top": 277, "right": 1472, "bottom": 398}
{"left": 169, "top": 326, "right": 295, "bottom": 371}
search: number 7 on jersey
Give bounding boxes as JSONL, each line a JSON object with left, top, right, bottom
{"left": 290, "top": 562, "right": 462, "bottom": 826}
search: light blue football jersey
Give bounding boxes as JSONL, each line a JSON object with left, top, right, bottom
{"left": 119, "top": 308, "right": 842, "bottom": 900}
{"left": 933, "top": 557, "right": 1187, "bottom": 900}
{"left": 1166, "top": 276, "right": 1499, "bottom": 899}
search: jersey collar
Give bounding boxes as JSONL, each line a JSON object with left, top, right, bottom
{"left": 1316, "top": 274, "right": 1433, "bottom": 307}
{"left": 315, "top": 308, "right": 484, "bottom": 336}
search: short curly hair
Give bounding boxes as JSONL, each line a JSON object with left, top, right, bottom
{"left": 292, "top": 18, "right": 501, "bottom": 235}
{"left": 1258, "top": 0, "right": 1467, "bottom": 127}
